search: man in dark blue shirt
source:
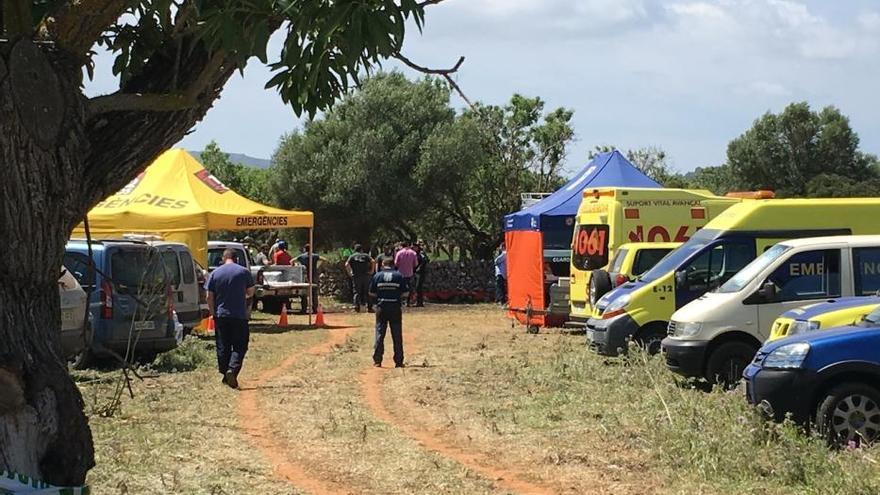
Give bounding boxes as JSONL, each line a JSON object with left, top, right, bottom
{"left": 369, "top": 258, "right": 409, "bottom": 368}
{"left": 206, "top": 249, "right": 255, "bottom": 388}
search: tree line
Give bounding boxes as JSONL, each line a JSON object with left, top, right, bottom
{"left": 204, "top": 76, "right": 880, "bottom": 260}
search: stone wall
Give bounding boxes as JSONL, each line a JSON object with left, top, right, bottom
{"left": 318, "top": 260, "right": 496, "bottom": 303}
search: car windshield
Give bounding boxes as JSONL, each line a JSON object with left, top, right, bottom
{"left": 716, "top": 244, "right": 790, "bottom": 293}
{"left": 638, "top": 230, "right": 719, "bottom": 283}
{"left": 863, "top": 306, "right": 880, "bottom": 326}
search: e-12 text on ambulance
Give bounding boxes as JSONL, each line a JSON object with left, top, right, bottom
{"left": 589, "top": 198, "right": 880, "bottom": 359}
{"left": 569, "top": 188, "right": 746, "bottom": 323}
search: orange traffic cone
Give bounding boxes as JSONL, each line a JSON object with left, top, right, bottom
{"left": 278, "top": 303, "right": 289, "bottom": 327}
{"left": 314, "top": 304, "right": 325, "bottom": 328}
{"left": 206, "top": 316, "right": 215, "bottom": 334}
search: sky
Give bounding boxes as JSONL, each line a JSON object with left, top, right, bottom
{"left": 87, "top": 0, "right": 880, "bottom": 176}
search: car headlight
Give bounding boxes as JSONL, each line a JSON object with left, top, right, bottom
{"left": 789, "top": 320, "right": 820, "bottom": 335}
{"left": 674, "top": 321, "right": 702, "bottom": 338}
{"left": 762, "top": 342, "right": 810, "bottom": 369}
{"left": 602, "top": 294, "right": 631, "bottom": 318}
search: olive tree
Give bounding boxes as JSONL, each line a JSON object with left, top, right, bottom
{"left": 0, "top": 0, "right": 443, "bottom": 485}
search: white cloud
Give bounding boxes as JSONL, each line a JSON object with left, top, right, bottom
{"left": 858, "top": 11, "right": 880, "bottom": 31}
{"left": 739, "top": 81, "right": 791, "bottom": 97}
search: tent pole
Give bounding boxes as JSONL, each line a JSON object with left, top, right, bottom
{"left": 308, "top": 227, "right": 314, "bottom": 326}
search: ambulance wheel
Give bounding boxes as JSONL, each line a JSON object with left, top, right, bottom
{"left": 705, "top": 341, "right": 757, "bottom": 390}
{"left": 634, "top": 325, "right": 666, "bottom": 355}
{"left": 527, "top": 325, "right": 540, "bottom": 334}
{"left": 589, "top": 270, "right": 613, "bottom": 306}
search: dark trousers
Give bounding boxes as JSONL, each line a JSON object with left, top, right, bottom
{"left": 495, "top": 275, "right": 507, "bottom": 303}
{"left": 215, "top": 317, "right": 249, "bottom": 375}
{"left": 403, "top": 277, "right": 413, "bottom": 306}
{"left": 300, "top": 283, "right": 319, "bottom": 313}
{"left": 415, "top": 271, "right": 427, "bottom": 306}
{"left": 353, "top": 274, "right": 373, "bottom": 311}
{"left": 373, "top": 304, "right": 403, "bottom": 366}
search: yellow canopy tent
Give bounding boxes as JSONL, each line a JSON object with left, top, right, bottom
{"left": 74, "top": 149, "right": 313, "bottom": 265}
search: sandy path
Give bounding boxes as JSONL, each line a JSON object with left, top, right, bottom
{"left": 238, "top": 322, "right": 357, "bottom": 495}
{"left": 358, "top": 322, "right": 557, "bottom": 495}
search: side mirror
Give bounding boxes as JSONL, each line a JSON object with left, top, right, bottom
{"left": 760, "top": 281, "right": 777, "bottom": 301}
{"left": 675, "top": 270, "right": 687, "bottom": 288}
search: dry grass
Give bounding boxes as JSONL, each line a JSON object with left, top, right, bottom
{"left": 80, "top": 305, "right": 880, "bottom": 494}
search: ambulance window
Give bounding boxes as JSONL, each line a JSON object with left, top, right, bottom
{"left": 853, "top": 247, "right": 880, "bottom": 295}
{"left": 610, "top": 249, "right": 628, "bottom": 273}
{"left": 768, "top": 249, "right": 841, "bottom": 301}
{"left": 685, "top": 242, "right": 753, "bottom": 292}
{"left": 633, "top": 248, "right": 672, "bottom": 276}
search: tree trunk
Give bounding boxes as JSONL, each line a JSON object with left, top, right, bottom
{"left": 0, "top": 31, "right": 233, "bottom": 484}
{"left": 0, "top": 40, "right": 95, "bottom": 485}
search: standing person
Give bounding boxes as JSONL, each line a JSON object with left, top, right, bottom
{"left": 413, "top": 241, "right": 430, "bottom": 307}
{"left": 494, "top": 249, "right": 507, "bottom": 304}
{"left": 296, "top": 244, "right": 325, "bottom": 313}
{"left": 272, "top": 241, "right": 293, "bottom": 265}
{"left": 345, "top": 243, "right": 375, "bottom": 313}
{"left": 267, "top": 237, "right": 282, "bottom": 260}
{"left": 369, "top": 258, "right": 409, "bottom": 368}
{"left": 375, "top": 243, "right": 395, "bottom": 269}
{"left": 394, "top": 241, "right": 418, "bottom": 307}
{"left": 206, "top": 249, "right": 255, "bottom": 389}
{"left": 254, "top": 244, "right": 271, "bottom": 266}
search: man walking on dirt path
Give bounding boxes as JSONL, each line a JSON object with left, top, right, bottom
{"left": 346, "top": 243, "right": 375, "bottom": 313}
{"left": 369, "top": 258, "right": 409, "bottom": 368}
{"left": 206, "top": 249, "right": 256, "bottom": 389}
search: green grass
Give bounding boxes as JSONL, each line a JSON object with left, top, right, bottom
{"left": 507, "top": 338, "right": 880, "bottom": 494}
{"left": 148, "top": 336, "right": 213, "bottom": 373}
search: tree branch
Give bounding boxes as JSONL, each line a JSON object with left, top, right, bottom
{"left": 42, "top": 0, "right": 130, "bottom": 59}
{"left": 418, "top": 0, "right": 446, "bottom": 7}
{"left": 3, "top": 0, "right": 32, "bottom": 37}
{"left": 87, "top": 52, "right": 226, "bottom": 115}
{"left": 394, "top": 52, "right": 475, "bottom": 109}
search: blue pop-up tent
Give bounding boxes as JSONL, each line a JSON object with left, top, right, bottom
{"left": 503, "top": 150, "right": 661, "bottom": 326}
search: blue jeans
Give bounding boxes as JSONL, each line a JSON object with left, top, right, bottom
{"left": 215, "top": 317, "right": 249, "bottom": 375}
{"left": 373, "top": 304, "right": 403, "bottom": 366}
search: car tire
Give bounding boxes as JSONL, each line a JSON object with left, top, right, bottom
{"left": 589, "top": 270, "right": 613, "bottom": 307}
{"left": 704, "top": 341, "right": 757, "bottom": 389}
{"left": 262, "top": 299, "right": 282, "bottom": 314}
{"left": 816, "top": 383, "right": 880, "bottom": 447}
{"left": 70, "top": 323, "right": 95, "bottom": 370}
{"left": 635, "top": 326, "right": 666, "bottom": 355}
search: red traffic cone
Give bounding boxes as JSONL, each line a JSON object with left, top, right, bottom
{"left": 278, "top": 303, "right": 289, "bottom": 328}
{"left": 314, "top": 304, "right": 325, "bottom": 328}
{"left": 206, "top": 316, "right": 215, "bottom": 334}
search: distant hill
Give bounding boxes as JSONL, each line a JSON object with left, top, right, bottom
{"left": 190, "top": 150, "right": 272, "bottom": 169}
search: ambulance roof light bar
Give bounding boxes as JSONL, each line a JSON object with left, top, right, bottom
{"left": 725, "top": 190, "right": 775, "bottom": 199}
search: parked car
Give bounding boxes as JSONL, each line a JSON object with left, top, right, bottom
{"left": 588, "top": 241, "right": 680, "bottom": 306}
{"left": 744, "top": 306, "right": 880, "bottom": 446}
{"left": 58, "top": 267, "right": 90, "bottom": 360}
{"left": 769, "top": 296, "right": 880, "bottom": 342}
{"left": 64, "top": 239, "right": 177, "bottom": 367}
{"left": 664, "top": 235, "right": 880, "bottom": 387}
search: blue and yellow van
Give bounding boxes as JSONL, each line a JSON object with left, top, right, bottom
{"left": 769, "top": 296, "right": 880, "bottom": 341}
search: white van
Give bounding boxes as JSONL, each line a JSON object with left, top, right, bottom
{"left": 664, "top": 235, "right": 880, "bottom": 385}
{"left": 152, "top": 242, "right": 202, "bottom": 331}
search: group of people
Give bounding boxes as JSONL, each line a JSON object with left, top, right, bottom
{"left": 345, "top": 240, "right": 429, "bottom": 312}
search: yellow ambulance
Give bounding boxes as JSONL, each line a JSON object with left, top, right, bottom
{"left": 569, "top": 188, "right": 744, "bottom": 322}
{"left": 585, "top": 198, "right": 880, "bottom": 358}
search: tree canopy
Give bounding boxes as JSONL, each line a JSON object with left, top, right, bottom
{"left": 271, "top": 73, "right": 573, "bottom": 258}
